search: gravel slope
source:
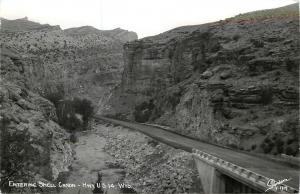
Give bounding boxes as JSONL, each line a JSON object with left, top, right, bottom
{"left": 95, "top": 122, "right": 202, "bottom": 193}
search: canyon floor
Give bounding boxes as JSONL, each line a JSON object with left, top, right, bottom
{"left": 60, "top": 129, "right": 125, "bottom": 194}
{"left": 59, "top": 122, "right": 201, "bottom": 194}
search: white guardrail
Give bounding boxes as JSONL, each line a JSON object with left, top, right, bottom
{"left": 192, "top": 148, "right": 298, "bottom": 194}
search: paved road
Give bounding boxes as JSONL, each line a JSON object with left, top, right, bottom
{"left": 96, "top": 116, "right": 299, "bottom": 189}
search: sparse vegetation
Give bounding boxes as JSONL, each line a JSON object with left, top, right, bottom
{"left": 275, "top": 139, "right": 284, "bottom": 154}
{"left": 0, "top": 117, "right": 36, "bottom": 192}
{"left": 286, "top": 138, "right": 295, "bottom": 145}
{"left": 285, "top": 146, "right": 297, "bottom": 156}
{"left": 251, "top": 144, "right": 257, "bottom": 150}
{"left": 233, "top": 3, "right": 299, "bottom": 21}
{"left": 72, "top": 98, "right": 94, "bottom": 126}
{"left": 260, "top": 137, "right": 275, "bottom": 154}
{"left": 56, "top": 98, "right": 94, "bottom": 131}
{"left": 41, "top": 82, "right": 94, "bottom": 132}
{"left": 169, "top": 91, "right": 182, "bottom": 108}
{"left": 42, "top": 82, "right": 65, "bottom": 106}
{"left": 282, "top": 117, "right": 299, "bottom": 135}
{"left": 133, "top": 100, "right": 155, "bottom": 123}
{"left": 260, "top": 132, "right": 299, "bottom": 156}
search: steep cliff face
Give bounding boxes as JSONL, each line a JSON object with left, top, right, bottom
{"left": 0, "top": 80, "right": 73, "bottom": 192}
{"left": 0, "top": 18, "right": 137, "bottom": 107}
{"left": 106, "top": 4, "right": 299, "bottom": 155}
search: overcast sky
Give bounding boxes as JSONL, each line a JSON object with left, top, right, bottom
{"left": 0, "top": 0, "right": 297, "bottom": 38}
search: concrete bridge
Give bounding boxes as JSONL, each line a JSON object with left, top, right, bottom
{"left": 192, "top": 149, "right": 297, "bottom": 193}
{"left": 96, "top": 116, "right": 299, "bottom": 194}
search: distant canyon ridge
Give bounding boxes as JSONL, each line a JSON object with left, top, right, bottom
{"left": 1, "top": 17, "right": 137, "bottom": 110}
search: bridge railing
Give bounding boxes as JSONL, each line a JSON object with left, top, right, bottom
{"left": 192, "top": 148, "right": 298, "bottom": 194}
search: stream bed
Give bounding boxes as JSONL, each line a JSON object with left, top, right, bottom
{"left": 60, "top": 130, "right": 126, "bottom": 194}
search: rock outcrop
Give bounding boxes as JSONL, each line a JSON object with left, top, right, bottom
{"left": 0, "top": 81, "right": 73, "bottom": 193}
{"left": 0, "top": 18, "right": 137, "bottom": 107}
{"left": 106, "top": 3, "right": 299, "bottom": 156}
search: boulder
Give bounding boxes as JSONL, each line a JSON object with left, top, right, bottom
{"left": 220, "top": 70, "right": 232, "bottom": 79}
{"left": 201, "top": 70, "right": 213, "bottom": 79}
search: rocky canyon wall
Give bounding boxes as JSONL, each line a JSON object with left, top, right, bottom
{"left": 0, "top": 80, "right": 73, "bottom": 192}
{"left": 0, "top": 18, "right": 137, "bottom": 108}
{"left": 106, "top": 4, "right": 299, "bottom": 156}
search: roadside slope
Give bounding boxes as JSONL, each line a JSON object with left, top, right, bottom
{"left": 96, "top": 116, "right": 299, "bottom": 189}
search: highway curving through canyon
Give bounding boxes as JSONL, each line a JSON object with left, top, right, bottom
{"left": 95, "top": 116, "right": 299, "bottom": 190}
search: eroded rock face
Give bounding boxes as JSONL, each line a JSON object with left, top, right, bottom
{"left": 0, "top": 81, "right": 73, "bottom": 192}
{"left": 106, "top": 4, "right": 299, "bottom": 155}
{"left": 0, "top": 18, "right": 137, "bottom": 107}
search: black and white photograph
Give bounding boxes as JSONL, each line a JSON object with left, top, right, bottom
{"left": 0, "top": 0, "right": 299, "bottom": 193}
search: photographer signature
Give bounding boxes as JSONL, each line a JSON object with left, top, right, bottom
{"left": 265, "top": 178, "right": 291, "bottom": 192}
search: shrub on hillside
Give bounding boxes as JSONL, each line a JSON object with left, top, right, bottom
{"left": 169, "top": 92, "right": 181, "bottom": 108}
{"left": 282, "top": 117, "right": 299, "bottom": 136}
{"left": 260, "top": 137, "right": 274, "bottom": 154}
{"left": 41, "top": 82, "right": 94, "bottom": 131}
{"left": 44, "top": 90, "right": 64, "bottom": 107}
{"left": 56, "top": 99, "right": 79, "bottom": 131}
{"left": 285, "top": 146, "right": 297, "bottom": 156}
{"left": 0, "top": 117, "right": 35, "bottom": 192}
{"left": 134, "top": 100, "right": 155, "bottom": 123}
{"left": 275, "top": 139, "right": 284, "bottom": 154}
{"left": 42, "top": 82, "right": 65, "bottom": 106}
{"left": 72, "top": 98, "right": 94, "bottom": 126}
{"left": 56, "top": 98, "right": 94, "bottom": 131}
